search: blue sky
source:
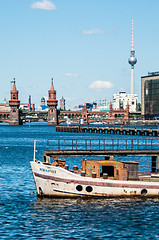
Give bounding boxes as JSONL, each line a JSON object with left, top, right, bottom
{"left": 0, "top": 0, "right": 159, "bottom": 109}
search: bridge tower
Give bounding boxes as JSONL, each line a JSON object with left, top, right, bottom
{"left": 9, "top": 79, "right": 21, "bottom": 125}
{"left": 47, "top": 78, "right": 58, "bottom": 125}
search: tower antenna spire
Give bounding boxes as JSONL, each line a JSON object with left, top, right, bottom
{"left": 128, "top": 18, "right": 137, "bottom": 95}
{"left": 132, "top": 18, "right": 134, "bottom": 50}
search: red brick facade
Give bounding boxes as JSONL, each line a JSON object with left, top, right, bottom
{"left": 47, "top": 79, "right": 58, "bottom": 125}
{"left": 59, "top": 102, "right": 129, "bottom": 123}
{"left": 9, "top": 81, "right": 21, "bottom": 125}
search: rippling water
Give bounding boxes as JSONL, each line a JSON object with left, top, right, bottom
{"left": 0, "top": 123, "right": 159, "bottom": 239}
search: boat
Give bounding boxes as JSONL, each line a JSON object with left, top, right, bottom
{"left": 90, "top": 121, "right": 106, "bottom": 125}
{"left": 66, "top": 118, "right": 71, "bottom": 125}
{"left": 30, "top": 140, "right": 159, "bottom": 198}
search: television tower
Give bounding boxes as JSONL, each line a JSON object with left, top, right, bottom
{"left": 128, "top": 18, "right": 137, "bottom": 95}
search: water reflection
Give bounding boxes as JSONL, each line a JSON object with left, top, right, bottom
{"left": 28, "top": 197, "right": 159, "bottom": 239}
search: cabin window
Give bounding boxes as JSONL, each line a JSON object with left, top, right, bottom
{"left": 100, "top": 166, "right": 114, "bottom": 177}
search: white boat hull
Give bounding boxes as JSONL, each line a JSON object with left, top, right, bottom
{"left": 30, "top": 161, "right": 159, "bottom": 198}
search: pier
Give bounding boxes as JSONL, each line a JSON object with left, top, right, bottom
{"left": 56, "top": 126, "right": 159, "bottom": 137}
{"left": 44, "top": 138, "right": 159, "bottom": 173}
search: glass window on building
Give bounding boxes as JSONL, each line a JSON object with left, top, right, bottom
{"left": 144, "top": 79, "right": 159, "bottom": 117}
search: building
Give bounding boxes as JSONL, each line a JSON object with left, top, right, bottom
{"left": 59, "top": 101, "right": 129, "bottom": 123}
{"left": 92, "top": 99, "right": 109, "bottom": 111}
{"left": 28, "top": 95, "right": 35, "bottom": 111}
{"left": 73, "top": 100, "right": 110, "bottom": 112}
{"left": 0, "top": 98, "right": 9, "bottom": 106}
{"left": 40, "top": 97, "right": 48, "bottom": 111}
{"left": 60, "top": 96, "right": 66, "bottom": 110}
{"left": 141, "top": 72, "right": 159, "bottom": 119}
{"left": 0, "top": 105, "right": 10, "bottom": 122}
{"left": 93, "top": 98, "right": 108, "bottom": 106}
{"left": 47, "top": 78, "right": 58, "bottom": 125}
{"left": 41, "top": 97, "right": 46, "bottom": 107}
{"left": 113, "top": 91, "right": 138, "bottom": 113}
{"left": 20, "top": 95, "right": 35, "bottom": 112}
{"left": 73, "top": 102, "right": 96, "bottom": 111}
{"left": 9, "top": 80, "right": 21, "bottom": 125}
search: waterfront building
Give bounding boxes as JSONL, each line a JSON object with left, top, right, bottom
{"left": 141, "top": 71, "right": 159, "bottom": 119}
{"left": 113, "top": 91, "right": 138, "bottom": 113}
{"left": 47, "top": 78, "right": 58, "bottom": 125}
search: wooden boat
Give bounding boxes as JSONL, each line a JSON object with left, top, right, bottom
{"left": 30, "top": 140, "right": 159, "bottom": 198}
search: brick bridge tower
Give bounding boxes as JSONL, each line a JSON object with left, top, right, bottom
{"left": 9, "top": 79, "right": 21, "bottom": 125}
{"left": 47, "top": 78, "right": 58, "bottom": 125}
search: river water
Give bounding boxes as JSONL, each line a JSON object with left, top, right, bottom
{"left": 0, "top": 123, "right": 159, "bottom": 239}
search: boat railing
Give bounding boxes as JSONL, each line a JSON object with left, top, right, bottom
{"left": 47, "top": 138, "right": 159, "bottom": 152}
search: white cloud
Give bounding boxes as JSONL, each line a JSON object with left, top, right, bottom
{"left": 80, "top": 28, "right": 118, "bottom": 35}
{"left": 30, "top": 0, "right": 56, "bottom": 10}
{"left": 81, "top": 28, "right": 104, "bottom": 35}
{"left": 89, "top": 80, "right": 114, "bottom": 91}
{"left": 64, "top": 73, "right": 79, "bottom": 78}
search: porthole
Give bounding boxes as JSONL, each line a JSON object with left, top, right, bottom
{"left": 86, "top": 186, "right": 93, "bottom": 193}
{"left": 141, "top": 189, "right": 147, "bottom": 195}
{"left": 76, "top": 185, "right": 83, "bottom": 191}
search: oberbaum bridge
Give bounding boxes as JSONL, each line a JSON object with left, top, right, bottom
{"left": 0, "top": 80, "right": 129, "bottom": 126}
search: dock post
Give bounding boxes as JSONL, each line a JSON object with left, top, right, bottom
{"left": 151, "top": 156, "right": 157, "bottom": 173}
{"left": 157, "top": 155, "right": 159, "bottom": 172}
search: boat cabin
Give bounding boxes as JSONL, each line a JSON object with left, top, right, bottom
{"left": 81, "top": 157, "right": 139, "bottom": 181}
{"left": 43, "top": 153, "right": 139, "bottom": 181}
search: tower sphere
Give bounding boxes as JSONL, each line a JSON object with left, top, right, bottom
{"left": 128, "top": 56, "right": 137, "bottom": 66}
{"left": 128, "top": 50, "right": 137, "bottom": 67}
